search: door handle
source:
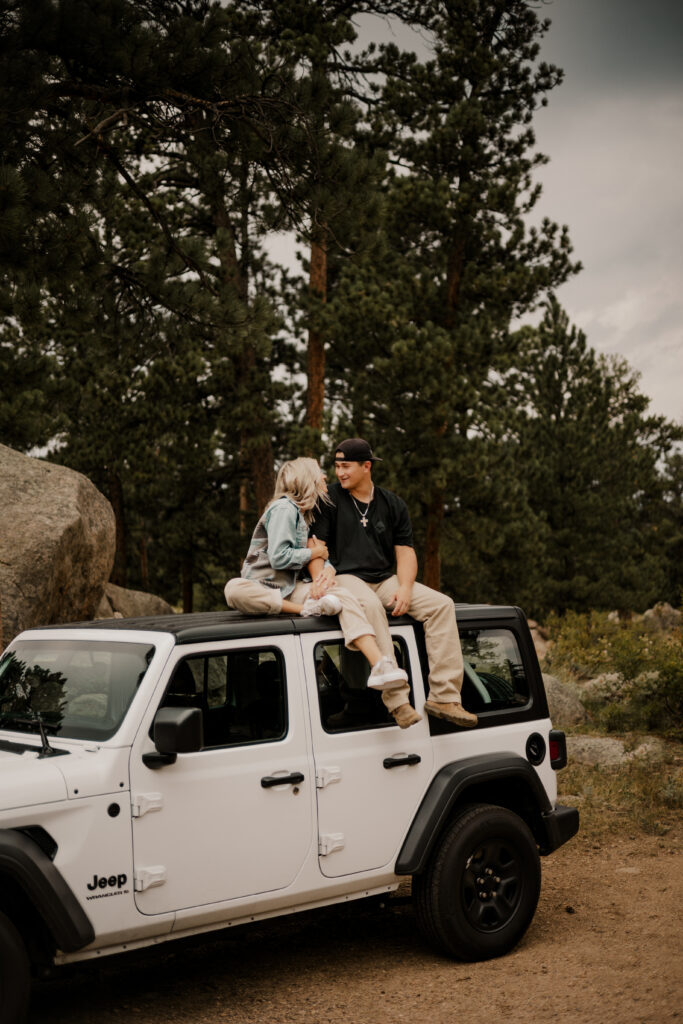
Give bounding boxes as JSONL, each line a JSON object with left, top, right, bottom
{"left": 261, "top": 772, "right": 305, "bottom": 788}
{"left": 383, "top": 754, "right": 421, "bottom": 769}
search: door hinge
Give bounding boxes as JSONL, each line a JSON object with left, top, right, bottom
{"left": 134, "top": 866, "right": 167, "bottom": 892}
{"left": 131, "top": 792, "right": 164, "bottom": 818}
{"left": 319, "top": 833, "right": 345, "bottom": 856}
{"left": 315, "top": 766, "right": 342, "bottom": 789}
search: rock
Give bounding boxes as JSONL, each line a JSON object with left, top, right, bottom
{"left": 99, "top": 582, "right": 174, "bottom": 619}
{"left": 642, "top": 602, "right": 681, "bottom": 632}
{"left": 623, "top": 737, "right": 667, "bottom": 765}
{"left": 95, "top": 590, "right": 115, "bottom": 619}
{"left": 567, "top": 734, "right": 668, "bottom": 767}
{"left": 528, "top": 619, "right": 552, "bottom": 661}
{"left": 542, "top": 673, "right": 588, "bottom": 727}
{"left": 567, "top": 735, "right": 626, "bottom": 766}
{"left": 580, "top": 672, "right": 621, "bottom": 703}
{"left": 607, "top": 610, "right": 643, "bottom": 624}
{"left": 0, "top": 444, "right": 115, "bottom": 646}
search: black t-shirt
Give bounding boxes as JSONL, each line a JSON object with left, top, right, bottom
{"left": 310, "top": 481, "right": 414, "bottom": 582}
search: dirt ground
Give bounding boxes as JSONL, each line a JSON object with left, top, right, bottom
{"left": 29, "top": 825, "right": 682, "bottom": 1024}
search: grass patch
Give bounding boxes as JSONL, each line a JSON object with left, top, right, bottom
{"left": 558, "top": 754, "right": 683, "bottom": 838}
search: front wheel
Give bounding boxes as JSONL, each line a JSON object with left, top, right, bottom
{"left": 413, "top": 803, "right": 541, "bottom": 960}
{"left": 0, "top": 910, "right": 31, "bottom": 1024}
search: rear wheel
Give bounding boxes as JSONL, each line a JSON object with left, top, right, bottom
{"left": 414, "top": 803, "right": 541, "bottom": 960}
{"left": 0, "top": 910, "right": 30, "bottom": 1024}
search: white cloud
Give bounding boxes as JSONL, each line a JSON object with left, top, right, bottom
{"left": 531, "top": 86, "right": 683, "bottom": 424}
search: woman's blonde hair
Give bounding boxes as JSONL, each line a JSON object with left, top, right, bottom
{"left": 268, "top": 457, "right": 329, "bottom": 524}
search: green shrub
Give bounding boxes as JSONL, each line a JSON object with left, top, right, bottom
{"left": 545, "top": 611, "right": 683, "bottom": 737}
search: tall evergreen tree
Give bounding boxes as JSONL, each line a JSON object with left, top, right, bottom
{"left": 507, "top": 298, "right": 682, "bottom": 613}
{"left": 327, "top": 0, "right": 579, "bottom": 589}
{"left": 657, "top": 451, "right": 683, "bottom": 607}
{"left": 0, "top": 0, "right": 315, "bottom": 603}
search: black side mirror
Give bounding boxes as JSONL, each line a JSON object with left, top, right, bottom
{"left": 142, "top": 707, "right": 204, "bottom": 769}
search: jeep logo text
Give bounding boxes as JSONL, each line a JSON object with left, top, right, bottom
{"left": 87, "top": 873, "right": 127, "bottom": 891}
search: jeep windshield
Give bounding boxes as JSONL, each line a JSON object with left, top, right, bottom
{"left": 0, "top": 639, "right": 155, "bottom": 741}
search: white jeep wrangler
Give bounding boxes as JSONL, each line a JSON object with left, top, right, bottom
{"left": 0, "top": 605, "right": 578, "bottom": 1021}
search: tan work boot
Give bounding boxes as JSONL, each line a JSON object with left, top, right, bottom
{"left": 390, "top": 703, "right": 422, "bottom": 729}
{"left": 424, "top": 700, "right": 478, "bottom": 728}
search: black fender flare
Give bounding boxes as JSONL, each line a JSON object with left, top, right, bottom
{"left": 0, "top": 829, "right": 94, "bottom": 953}
{"left": 395, "top": 753, "right": 555, "bottom": 875}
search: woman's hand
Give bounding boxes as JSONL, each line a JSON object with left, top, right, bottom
{"left": 308, "top": 538, "right": 329, "bottom": 561}
{"left": 309, "top": 567, "right": 336, "bottom": 599}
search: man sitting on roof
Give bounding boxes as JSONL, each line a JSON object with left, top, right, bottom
{"left": 308, "top": 438, "right": 478, "bottom": 729}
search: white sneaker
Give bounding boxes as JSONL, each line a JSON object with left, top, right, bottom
{"left": 301, "top": 594, "right": 343, "bottom": 617}
{"left": 367, "top": 656, "right": 409, "bottom": 691}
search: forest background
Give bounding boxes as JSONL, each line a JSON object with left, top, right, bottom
{"left": 1, "top": 0, "right": 682, "bottom": 619}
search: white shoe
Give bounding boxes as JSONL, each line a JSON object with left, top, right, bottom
{"left": 367, "top": 656, "right": 409, "bottom": 691}
{"left": 301, "top": 594, "right": 343, "bottom": 617}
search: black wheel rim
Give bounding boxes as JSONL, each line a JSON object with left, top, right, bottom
{"left": 461, "top": 839, "right": 524, "bottom": 932}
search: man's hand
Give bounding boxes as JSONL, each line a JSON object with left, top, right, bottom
{"left": 390, "top": 582, "right": 413, "bottom": 617}
{"left": 392, "top": 545, "right": 417, "bottom": 615}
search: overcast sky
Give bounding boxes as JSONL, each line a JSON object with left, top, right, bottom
{"left": 526, "top": 0, "right": 683, "bottom": 424}
{"left": 353, "top": 0, "right": 683, "bottom": 424}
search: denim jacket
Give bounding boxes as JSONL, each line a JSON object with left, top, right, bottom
{"left": 240, "top": 497, "right": 311, "bottom": 597}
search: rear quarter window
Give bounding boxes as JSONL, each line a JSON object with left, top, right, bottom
{"left": 460, "top": 627, "right": 531, "bottom": 714}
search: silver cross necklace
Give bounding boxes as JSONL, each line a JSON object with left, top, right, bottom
{"left": 350, "top": 486, "right": 374, "bottom": 528}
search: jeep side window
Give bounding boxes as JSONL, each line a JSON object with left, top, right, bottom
{"left": 159, "top": 647, "right": 287, "bottom": 747}
{"left": 459, "top": 628, "right": 530, "bottom": 713}
{"left": 315, "top": 638, "right": 413, "bottom": 732}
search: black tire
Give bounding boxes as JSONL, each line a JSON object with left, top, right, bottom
{"left": 413, "top": 803, "right": 541, "bottom": 961}
{"left": 0, "top": 910, "right": 31, "bottom": 1024}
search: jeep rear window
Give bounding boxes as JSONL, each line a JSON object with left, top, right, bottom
{"left": 0, "top": 640, "right": 155, "bottom": 741}
{"left": 459, "top": 628, "right": 530, "bottom": 712}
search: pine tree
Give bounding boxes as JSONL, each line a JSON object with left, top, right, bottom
{"left": 0, "top": 0, "right": 314, "bottom": 603}
{"left": 327, "top": 0, "right": 580, "bottom": 589}
{"left": 507, "top": 298, "right": 682, "bottom": 613}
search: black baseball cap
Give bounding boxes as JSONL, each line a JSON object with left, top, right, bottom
{"left": 333, "top": 438, "right": 382, "bottom": 463}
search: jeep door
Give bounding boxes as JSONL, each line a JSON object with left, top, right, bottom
{"left": 301, "top": 625, "right": 434, "bottom": 878}
{"left": 129, "top": 636, "right": 314, "bottom": 915}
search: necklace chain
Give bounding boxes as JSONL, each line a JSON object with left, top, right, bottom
{"left": 350, "top": 485, "right": 374, "bottom": 528}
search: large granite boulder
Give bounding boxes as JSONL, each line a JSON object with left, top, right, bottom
{"left": 0, "top": 444, "right": 115, "bottom": 646}
{"left": 542, "top": 673, "right": 588, "bottom": 728}
{"left": 567, "top": 734, "right": 667, "bottom": 767}
{"left": 528, "top": 619, "right": 552, "bottom": 662}
{"left": 642, "top": 602, "right": 682, "bottom": 632}
{"left": 96, "top": 582, "right": 175, "bottom": 619}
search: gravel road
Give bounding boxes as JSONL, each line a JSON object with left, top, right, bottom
{"left": 29, "top": 828, "right": 682, "bottom": 1024}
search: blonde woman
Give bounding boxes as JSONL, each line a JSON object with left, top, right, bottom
{"left": 225, "top": 458, "right": 419, "bottom": 712}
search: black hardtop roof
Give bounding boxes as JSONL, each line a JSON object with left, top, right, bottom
{"left": 28, "top": 604, "right": 525, "bottom": 646}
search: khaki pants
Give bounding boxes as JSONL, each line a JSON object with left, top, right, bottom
{"left": 224, "top": 577, "right": 411, "bottom": 712}
{"left": 335, "top": 574, "right": 464, "bottom": 705}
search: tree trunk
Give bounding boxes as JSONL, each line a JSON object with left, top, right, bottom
{"left": 107, "top": 471, "right": 127, "bottom": 587}
{"left": 182, "top": 552, "right": 193, "bottom": 613}
{"left": 139, "top": 535, "right": 149, "bottom": 592}
{"left": 238, "top": 340, "right": 275, "bottom": 531}
{"left": 423, "top": 231, "right": 467, "bottom": 581}
{"left": 191, "top": 119, "right": 275, "bottom": 528}
{"left": 306, "top": 231, "right": 327, "bottom": 434}
{"left": 423, "top": 486, "right": 444, "bottom": 591}
{"left": 445, "top": 231, "right": 466, "bottom": 330}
